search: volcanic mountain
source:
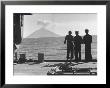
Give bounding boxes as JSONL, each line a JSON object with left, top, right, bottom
{"left": 27, "top": 28, "right": 60, "bottom": 38}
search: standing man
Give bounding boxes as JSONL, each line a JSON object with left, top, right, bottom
{"left": 64, "top": 31, "right": 74, "bottom": 63}
{"left": 83, "top": 29, "right": 92, "bottom": 61}
{"left": 74, "top": 31, "right": 83, "bottom": 61}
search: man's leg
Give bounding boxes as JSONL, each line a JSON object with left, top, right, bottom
{"left": 85, "top": 45, "right": 88, "bottom": 61}
{"left": 79, "top": 50, "right": 81, "bottom": 61}
{"left": 75, "top": 49, "right": 78, "bottom": 61}
{"left": 88, "top": 45, "right": 92, "bottom": 61}
{"left": 67, "top": 49, "right": 70, "bottom": 62}
{"left": 85, "top": 45, "right": 92, "bottom": 61}
{"left": 70, "top": 49, "right": 73, "bottom": 63}
{"left": 88, "top": 50, "right": 92, "bottom": 61}
{"left": 79, "top": 46, "right": 81, "bottom": 61}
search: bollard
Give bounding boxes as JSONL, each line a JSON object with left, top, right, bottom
{"left": 38, "top": 53, "right": 44, "bottom": 63}
{"left": 18, "top": 54, "right": 26, "bottom": 63}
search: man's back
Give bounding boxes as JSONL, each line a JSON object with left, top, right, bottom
{"left": 83, "top": 34, "right": 92, "bottom": 44}
{"left": 65, "top": 35, "right": 74, "bottom": 46}
{"left": 74, "top": 35, "right": 82, "bottom": 46}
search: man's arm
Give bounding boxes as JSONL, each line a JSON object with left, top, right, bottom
{"left": 80, "top": 36, "right": 83, "bottom": 44}
{"left": 90, "top": 35, "right": 92, "bottom": 43}
{"left": 82, "top": 36, "right": 85, "bottom": 44}
{"left": 64, "top": 35, "right": 67, "bottom": 44}
{"left": 72, "top": 36, "right": 74, "bottom": 44}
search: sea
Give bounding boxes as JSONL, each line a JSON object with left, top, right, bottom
{"left": 16, "top": 35, "right": 97, "bottom": 61}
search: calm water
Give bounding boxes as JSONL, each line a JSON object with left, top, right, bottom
{"left": 16, "top": 36, "right": 97, "bottom": 60}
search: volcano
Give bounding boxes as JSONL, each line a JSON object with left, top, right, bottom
{"left": 27, "top": 28, "right": 60, "bottom": 38}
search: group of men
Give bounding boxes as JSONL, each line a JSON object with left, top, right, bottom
{"left": 64, "top": 29, "right": 92, "bottom": 62}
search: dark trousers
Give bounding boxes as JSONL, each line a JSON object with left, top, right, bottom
{"left": 67, "top": 47, "right": 73, "bottom": 60}
{"left": 75, "top": 45, "right": 81, "bottom": 61}
{"left": 85, "top": 44, "right": 92, "bottom": 61}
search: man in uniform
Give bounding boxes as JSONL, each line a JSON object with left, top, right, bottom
{"left": 64, "top": 31, "right": 74, "bottom": 63}
{"left": 83, "top": 29, "right": 92, "bottom": 61}
{"left": 74, "top": 31, "right": 83, "bottom": 61}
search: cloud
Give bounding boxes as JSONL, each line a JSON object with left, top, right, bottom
{"left": 37, "top": 20, "right": 50, "bottom": 28}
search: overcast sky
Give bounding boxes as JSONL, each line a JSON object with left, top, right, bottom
{"left": 23, "top": 13, "right": 97, "bottom": 38}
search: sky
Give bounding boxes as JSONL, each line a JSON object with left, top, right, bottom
{"left": 23, "top": 13, "right": 97, "bottom": 38}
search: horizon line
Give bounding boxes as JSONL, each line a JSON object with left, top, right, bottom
{"left": 23, "top": 35, "right": 97, "bottom": 39}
